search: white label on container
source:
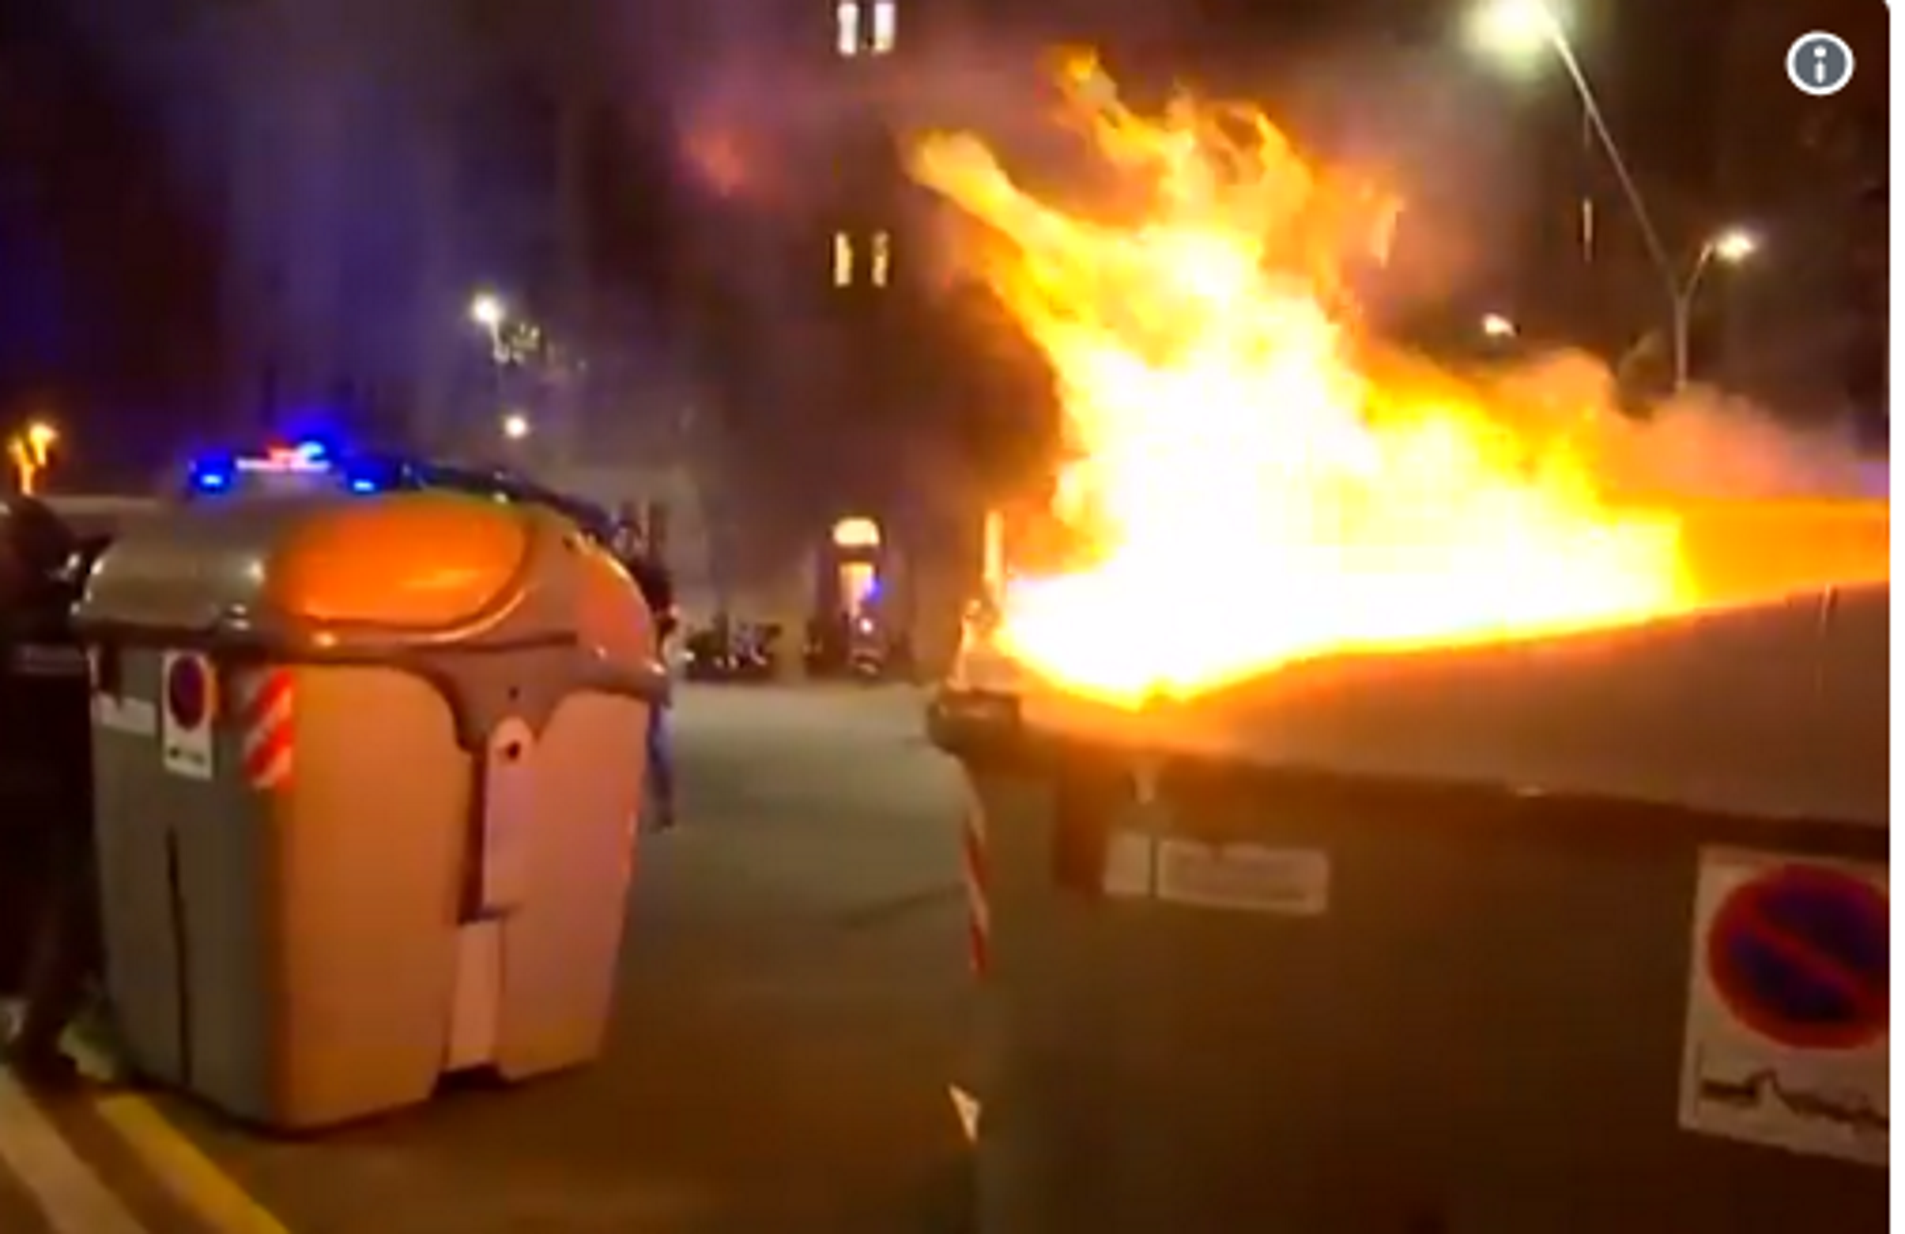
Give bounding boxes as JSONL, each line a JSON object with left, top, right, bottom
{"left": 1154, "top": 841, "right": 1330, "bottom": 916}
{"left": 1100, "top": 830, "right": 1158, "bottom": 899}
{"left": 92, "top": 695, "right": 157, "bottom": 737}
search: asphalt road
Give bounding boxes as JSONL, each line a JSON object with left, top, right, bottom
{"left": 1, "top": 684, "right": 977, "bottom": 1234}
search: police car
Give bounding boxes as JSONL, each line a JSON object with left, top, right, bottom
{"left": 184, "top": 442, "right": 621, "bottom": 547}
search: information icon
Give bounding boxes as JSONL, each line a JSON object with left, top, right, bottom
{"left": 1786, "top": 32, "right": 1855, "bottom": 97}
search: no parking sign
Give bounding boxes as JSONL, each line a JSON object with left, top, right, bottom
{"left": 1679, "top": 847, "right": 1888, "bottom": 1166}
{"left": 160, "top": 650, "right": 218, "bottom": 780}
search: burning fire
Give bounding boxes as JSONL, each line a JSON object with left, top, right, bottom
{"left": 909, "top": 51, "right": 1702, "bottom": 707}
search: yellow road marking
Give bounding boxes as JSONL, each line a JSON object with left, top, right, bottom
{"left": 0, "top": 1069, "right": 150, "bottom": 1234}
{"left": 90, "top": 1095, "right": 293, "bottom": 1234}
{"left": 62, "top": 1034, "right": 293, "bottom": 1234}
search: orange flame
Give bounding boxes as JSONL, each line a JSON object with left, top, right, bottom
{"left": 909, "top": 52, "right": 1705, "bottom": 707}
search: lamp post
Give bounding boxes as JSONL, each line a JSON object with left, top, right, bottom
{"left": 466, "top": 291, "right": 512, "bottom": 454}
{"left": 1669, "top": 228, "right": 1757, "bottom": 391}
{"left": 469, "top": 292, "right": 506, "bottom": 354}
{"left": 1470, "top": 2, "right": 1757, "bottom": 391}
{"left": 1468, "top": 0, "right": 1674, "bottom": 284}
{"left": 1480, "top": 312, "right": 1519, "bottom": 341}
{"left": 469, "top": 292, "right": 504, "bottom": 330}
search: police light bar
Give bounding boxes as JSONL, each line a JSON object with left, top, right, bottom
{"left": 235, "top": 442, "right": 332, "bottom": 473}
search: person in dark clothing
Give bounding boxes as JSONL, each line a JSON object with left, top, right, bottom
{"left": 623, "top": 547, "right": 679, "bottom": 830}
{"left": 7, "top": 820, "right": 99, "bottom": 1087}
{"left": 0, "top": 498, "right": 98, "bottom": 1088}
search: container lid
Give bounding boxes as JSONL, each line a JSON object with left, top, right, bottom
{"left": 1019, "top": 583, "right": 1886, "bottom": 827}
{"left": 75, "top": 492, "right": 540, "bottom": 648}
{"left": 267, "top": 493, "right": 531, "bottom": 629}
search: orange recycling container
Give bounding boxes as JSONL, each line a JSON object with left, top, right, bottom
{"left": 75, "top": 491, "right": 667, "bottom": 1131}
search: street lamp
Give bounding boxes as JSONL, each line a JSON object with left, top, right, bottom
{"left": 1481, "top": 312, "right": 1519, "bottom": 340}
{"left": 1466, "top": 0, "right": 1561, "bottom": 65}
{"left": 468, "top": 291, "right": 514, "bottom": 432}
{"left": 469, "top": 292, "right": 505, "bottom": 332}
{"left": 7, "top": 420, "right": 56, "bottom": 495}
{"left": 24, "top": 420, "right": 55, "bottom": 458}
{"left": 1708, "top": 228, "right": 1757, "bottom": 265}
{"left": 1670, "top": 227, "right": 1757, "bottom": 391}
{"left": 501, "top": 412, "right": 531, "bottom": 441}
{"left": 1468, "top": 1, "right": 1680, "bottom": 351}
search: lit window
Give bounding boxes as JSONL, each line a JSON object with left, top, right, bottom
{"left": 835, "top": 2, "right": 859, "bottom": 56}
{"left": 832, "top": 231, "right": 853, "bottom": 287}
{"left": 834, "top": 230, "right": 893, "bottom": 288}
{"left": 870, "top": 0, "right": 896, "bottom": 54}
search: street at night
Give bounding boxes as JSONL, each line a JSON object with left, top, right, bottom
{"left": 1, "top": 686, "right": 976, "bottom": 1234}
{"left": 0, "top": 0, "right": 1889, "bottom": 1229}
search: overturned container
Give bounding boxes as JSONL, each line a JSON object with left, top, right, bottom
{"left": 935, "top": 500, "right": 1889, "bottom": 1233}
{"left": 75, "top": 490, "right": 666, "bottom": 1131}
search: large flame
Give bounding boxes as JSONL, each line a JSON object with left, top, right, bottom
{"left": 909, "top": 51, "right": 1704, "bottom": 707}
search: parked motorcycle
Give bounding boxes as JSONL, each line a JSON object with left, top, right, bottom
{"left": 683, "top": 619, "right": 782, "bottom": 683}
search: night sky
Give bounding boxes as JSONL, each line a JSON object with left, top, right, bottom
{"left": 0, "top": 0, "right": 1886, "bottom": 486}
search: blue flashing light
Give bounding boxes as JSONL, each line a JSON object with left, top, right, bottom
{"left": 347, "top": 477, "right": 378, "bottom": 494}
{"left": 193, "top": 469, "right": 231, "bottom": 492}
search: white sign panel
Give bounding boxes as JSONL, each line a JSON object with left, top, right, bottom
{"left": 1100, "top": 830, "right": 1157, "bottom": 899}
{"left": 1100, "top": 824, "right": 1329, "bottom": 918}
{"left": 92, "top": 696, "right": 157, "bottom": 738}
{"left": 1155, "top": 840, "right": 1330, "bottom": 916}
{"left": 1678, "top": 847, "right": 1888, "bottom": 1166}
{"left": 159, "top": 651, "right": 217, "bottom": 781}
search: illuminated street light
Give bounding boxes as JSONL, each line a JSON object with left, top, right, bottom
{"left": 1480, "top": 313, "right": 1518, "bottom": 340}
{"left": 7, "top": 420, "right": 57, "bottom": 495}
{"left": 469, "top": 292, "right": 505, "bottom": 331}
{"left": 1670, "top": 226, "right": 1759, "bottom": 390}
{"left": 1466, "top": 0, "right": 1563, "bottom": 64}
{"left": 1710, "top": 228, "right": 1757, "bottom": 265}
{"left": 501, "top": 412, "right": 531, "bottom": 441}
{"left": 1469, "top": 1, "right": 1704, "bottom": 391}
{"left": 1467, "top": 0, "right": 1669, "bottom": 281}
